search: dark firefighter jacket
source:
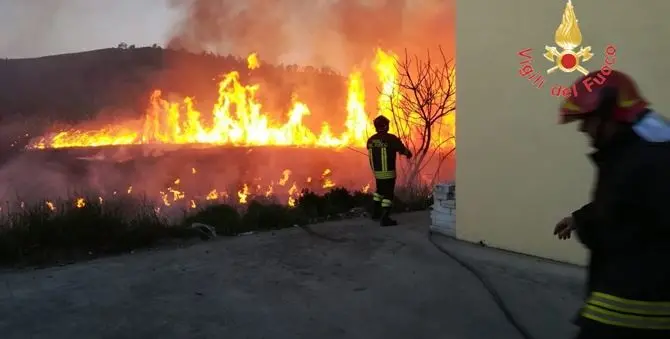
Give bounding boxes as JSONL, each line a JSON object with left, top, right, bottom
{"left": 366, "top": 132, "right": 410, "bottom": 179}
{"left": 571, "top": 110, "right": 670, "bottom": 333}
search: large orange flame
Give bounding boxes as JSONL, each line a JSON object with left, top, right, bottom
{"left": 28, "top": 49, "right": 454, "bottom": 151}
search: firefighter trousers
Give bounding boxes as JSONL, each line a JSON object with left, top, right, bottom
{"left": 372, "top": 178, "right": 396, "bottom": 208}
{"left": 575, "top": 323, "right": 670, "bottom": 339}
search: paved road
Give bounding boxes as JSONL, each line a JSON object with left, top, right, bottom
{"left": 0, "top": 212, "right": 585, "bottom": 339}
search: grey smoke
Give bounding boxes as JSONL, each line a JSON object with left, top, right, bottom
{"left": 167, "top": 0, "right": 453, "bottom": 71}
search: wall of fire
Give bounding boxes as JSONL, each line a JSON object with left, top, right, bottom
{"left": 456, "top": 0, "right": 670, "bottom": 264}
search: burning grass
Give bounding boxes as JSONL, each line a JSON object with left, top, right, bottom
{"left": 26, "top": 48, "right": 454, "bottom": 155}
{"left": 0, "top": 186, "right": 432, "bottom": 268}
{"left": 0, "top": 47, "right": 452, "bottom": 267}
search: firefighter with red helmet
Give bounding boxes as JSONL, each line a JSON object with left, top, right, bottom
{"left": 367, "top": 115, "right": 412, "bottom": 226}
{"left": 553, "top": 70, "right": 670, "bottom": 339}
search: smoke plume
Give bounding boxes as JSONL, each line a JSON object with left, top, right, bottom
{"left": 0, "top": 1, "right": 65, "bottom": 57}
{"left": 167, "top": 0, "right": 454, "bottom": 71}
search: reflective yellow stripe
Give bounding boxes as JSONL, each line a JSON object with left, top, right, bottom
{"left": 368, "top": 148, "right": 374, "bottom": 170}
{"left": 374, "top": 171, "right": 395, "bottom": 179}
{"left": 619, "top": 99, "right": 638, "bottom": 107}
{"left": 381, "top": 147, "right": 388, "bottom": 171}
{"left": 373, "top": 193, "right": 382, "bottom": 201}
{"left": 588, "top": 292, "right": 670, "bottom": 316}
{"left": 582, "top": 304, "right": 670, "bottom": 330}
{"left": 381, "top": 199, "right": 392, "bottom": 207}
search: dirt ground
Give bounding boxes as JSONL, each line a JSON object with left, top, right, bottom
{"left": 0, "top": 211, "right": 585, "bottom": 339}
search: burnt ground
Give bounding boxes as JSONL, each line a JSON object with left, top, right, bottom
{"left": 0, "top": 145, "right": 374, "bottom": 206}
{"left": 0, "top": 211, "right": 585, "bottom": 339}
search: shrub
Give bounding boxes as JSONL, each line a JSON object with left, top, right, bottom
{"left": 295, "top": 190, "right": 325, "bottom": 219}
{"left": 393, "top": 184, "right": 433, "bottom": 212}
{"left": 0, "top": 185, "right": 432, "bottom": 267}
{"left": 322, "top": 187, "right": 356, "bottom": 214}
{"left": 242, "top": 201, "right": 307, "bottom": 232}
{"left": 0, "top": 196, "right": 192, "bottom": 266}
{"left": 296, "top": 188, "right": 367, "bottom": 220}
{"left": 182, "top": 204, "right": 242, "bottom": 235}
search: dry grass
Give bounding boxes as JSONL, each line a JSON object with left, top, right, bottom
{"left": 0, "top": 186, "right": 431, "bottom": 268}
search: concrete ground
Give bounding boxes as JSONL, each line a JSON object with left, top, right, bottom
{"left": 0, "top": 212, "right": 586, "bottom": 339}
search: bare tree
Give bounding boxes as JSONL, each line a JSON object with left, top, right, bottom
{"left": 382, "top": 46, "right": 456, "bottom": 188}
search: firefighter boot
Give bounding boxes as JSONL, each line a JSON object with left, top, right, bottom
{"left": 371, "top": 200, "right": 382, "bottom": 220}
{"left": 371, "top": 193, "right": 383, "bottom": 220}
{"left": 380, "top": 207, "right": 398, "bottom": 227}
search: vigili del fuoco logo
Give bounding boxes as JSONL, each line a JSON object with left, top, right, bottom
{"left": 516, "top": 0, "right": 616, "bottom": 97}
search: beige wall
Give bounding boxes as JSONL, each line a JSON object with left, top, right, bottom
{"left": 456, "top": 0, "right": 670, "bottom": 264}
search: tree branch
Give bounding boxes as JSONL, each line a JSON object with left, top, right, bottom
{"left": 378, "top": 45, "right": 456, "bottom": 188}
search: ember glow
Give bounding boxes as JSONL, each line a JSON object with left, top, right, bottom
{"left": 27, "top": 48, "right": 454, "bottom": 150}
{"left": 36, "top": 167, "right": 360, "bottom": 211}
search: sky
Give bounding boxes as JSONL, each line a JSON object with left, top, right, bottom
{"left": 0, "top": 0, "right": 181, "bottom": 58}
{"left": 0, "top": 0, "right": 452, "bottom": 70}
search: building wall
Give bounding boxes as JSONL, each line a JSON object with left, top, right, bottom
{"left": 456, "top": 0, "right": 670, "bottom": 264}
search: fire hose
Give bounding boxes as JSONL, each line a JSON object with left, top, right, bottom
{"left": 293, "top": 224, "right": 347, "bottom": 242}
{"left": 303, "top": 147, "right": 537, "bottom": 339}
{"left": 428, "top": 231, "right": 536, "bottom": 339}
{"left": 293, "top": 221, "right": 536, "bottom": 339}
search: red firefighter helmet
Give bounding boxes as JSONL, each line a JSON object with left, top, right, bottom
{"left": 559, "top": 70, "right": 648, "bottom": 124}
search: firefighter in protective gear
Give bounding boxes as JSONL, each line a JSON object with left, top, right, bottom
{"left": 367, "top": 115, "right": 412, "bottom": 226}
{"left": 553, "top": 70, "right": 670, "bottom": 339}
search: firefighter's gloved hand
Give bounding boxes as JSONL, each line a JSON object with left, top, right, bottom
{"left": 553, "top": 216, "right": 575, "bottom": 240}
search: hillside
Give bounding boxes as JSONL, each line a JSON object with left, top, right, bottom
{"left": 0, "top": 45, "right": 348, "bottom": 135}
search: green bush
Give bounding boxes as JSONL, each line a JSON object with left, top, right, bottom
{"left": 296, "top": 188, "right": 369, "bottom": 220}
{"left": 0, "top": 196, "right": 191, "bottom": 266}
{"left": 323, "top": 187, "right": 356, "bottom": 214}
{"left": 182, "top": 204, "right": 242, "bottom": 235}
{"left": 0, "top": 185, "right": 432, "bottom": 267}
{"left": 242, "top": 201, "right": 307, "bottom": 231}
{"left": 393, "top": 184, "right": 433, "bottom": 212}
